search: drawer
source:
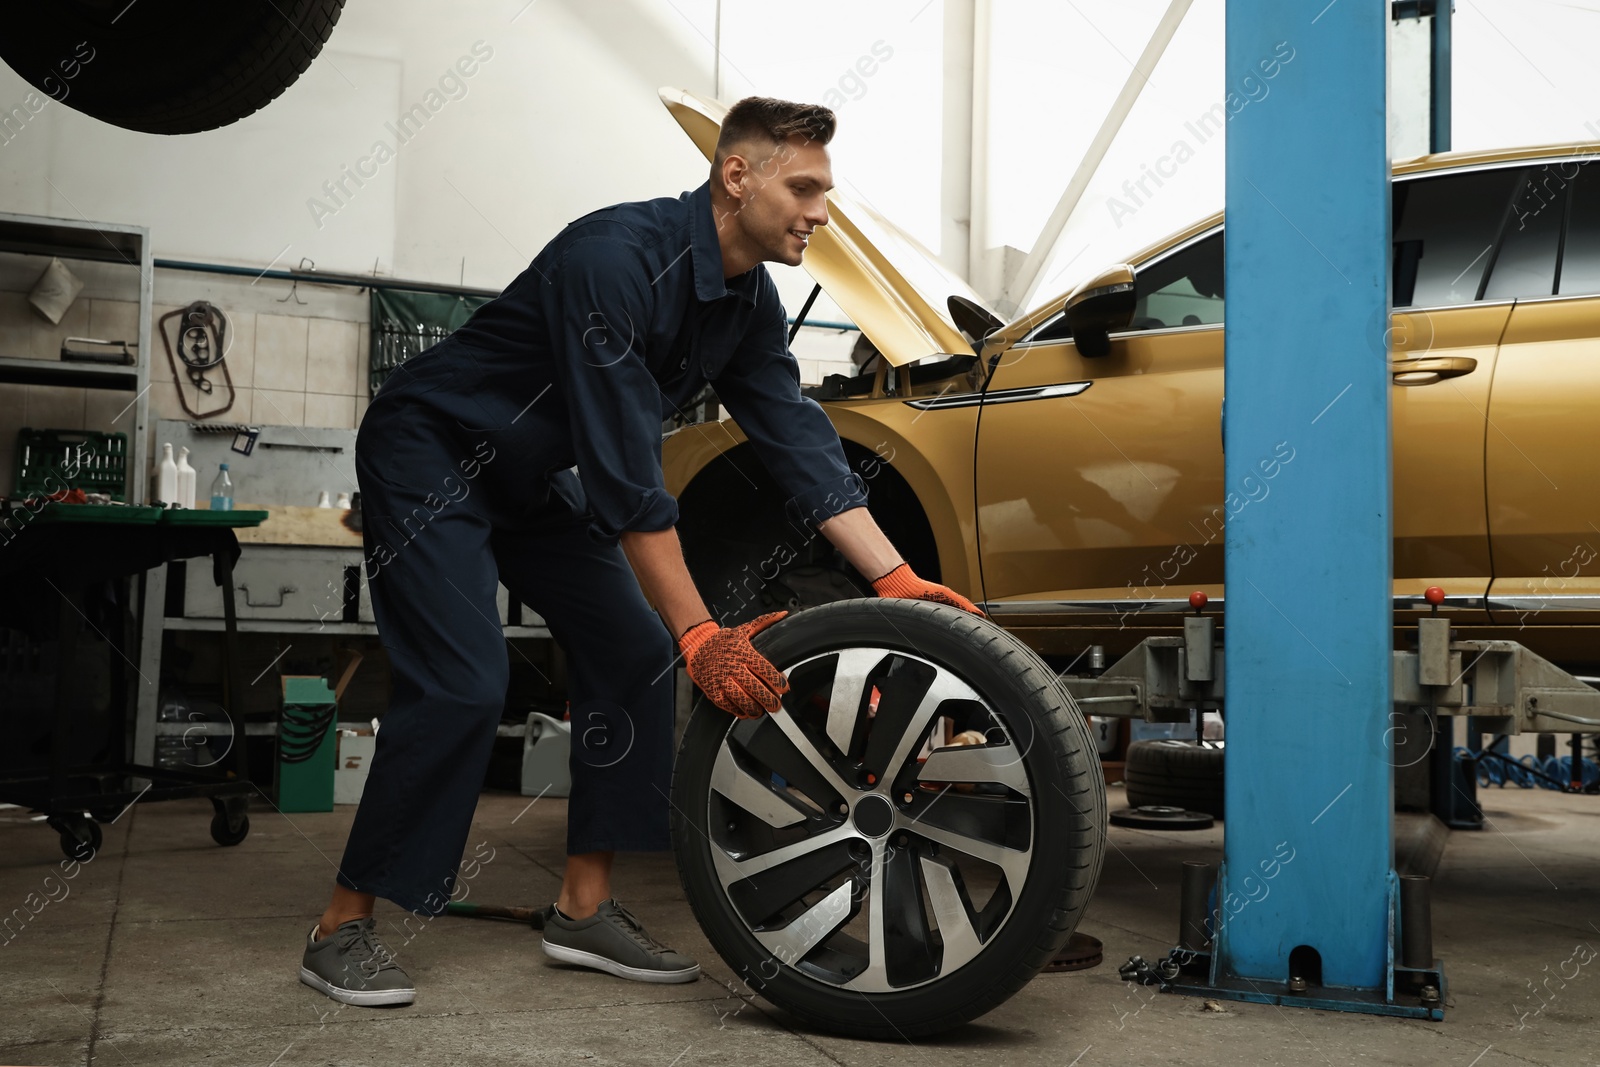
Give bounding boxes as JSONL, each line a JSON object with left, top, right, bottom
{"left": 183, "top": 545, "right": 359, "bottom": 622}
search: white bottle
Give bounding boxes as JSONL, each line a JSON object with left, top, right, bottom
{"left": 157, "top": 443, "right": 178, "bottom": 506}
{"left": 316, "top": 490, "right": 332, "bottom": 508}
{"left": 175, "top": 447, "right": 196, "bottom": 509}
{"left": 335, "top": 492, "right": 351, "bottom": 509}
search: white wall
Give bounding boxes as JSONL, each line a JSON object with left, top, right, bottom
{"left": 2, "top": 0, "right": 1598, "bottom": 347}
{"left": 0, "top": 0, "right": 872, "bottom": 496}
{"left": 3, "top": 0, "right": 1598, "bottom": 505}
{"left": 0, "top": 2, "right": 721, "bottom": 288}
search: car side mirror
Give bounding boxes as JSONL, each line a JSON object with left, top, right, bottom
{"left": 1064, "top": 264, "right": 1136, "bottom": 357}
{"left": 948, "top": 294, "right": 1004, "bottom": 350}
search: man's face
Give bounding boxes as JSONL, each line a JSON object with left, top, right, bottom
{"left": 725, "top": 135, "right": 833, "bottom": 268}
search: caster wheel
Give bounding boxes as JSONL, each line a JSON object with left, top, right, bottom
{"left": 672, "top": 600, "right": 1107, "bottom": 1039}
{"left": 50, "top": 814, "right": 101, "bottom": 861}
{"left": 209, "top": 797, "right": 250, "bottom": 846}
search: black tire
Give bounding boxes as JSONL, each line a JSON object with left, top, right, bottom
{"left": 209, "top": 796, "right": 250, "bottom": 846}
{"left": 677, "top": 442, "right": 941, "bottom": 627}
{"left": 50, "top": 814, "right": 102, "bottom": 861}
{"left": 672, "top": 600, "right": 1106, "bottom": 1040}
{"left": 1123, "top": 740, "right": 1225, "bottom": 817}
{"left": 0, "top": 0, "right": 345, "bottom": 135}
{"left": 688, "top": 522, "right": 869, "bottom": 626}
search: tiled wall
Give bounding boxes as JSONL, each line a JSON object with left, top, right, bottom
{"left": 0, "top": 254, "right": 369, "bottom": 498}
{"left": 154, "top": 309, "right": 371, "bottom": 431}
{"left": 0, "top": 252, "right": 860, "bottom": 498}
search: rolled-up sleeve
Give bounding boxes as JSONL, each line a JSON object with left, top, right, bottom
{"left": 713, "top": 297, "right": 866, "bottom": 531}
{"left": 539, "top": 236, "right": 680, "bottom": 543}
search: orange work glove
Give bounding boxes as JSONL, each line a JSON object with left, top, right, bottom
{"left": 678, "top": 612, "right": 790, "bottom": 719}
{"left": 870, "top": 563, "right": 985, "bottom": 616}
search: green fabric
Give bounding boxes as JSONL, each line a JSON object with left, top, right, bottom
{"left": 368, "top": 289, "right": 491, "bottom": 394}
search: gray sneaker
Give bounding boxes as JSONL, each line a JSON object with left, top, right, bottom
{"left": 541, "top": 899, "right": 700, "bottom": 984}
{"left": 299, "top": 918, "right": 417, "bottom": 1006}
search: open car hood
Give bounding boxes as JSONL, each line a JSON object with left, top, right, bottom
{"left": 660, "top": 87, "right": 993, "bottom": 368}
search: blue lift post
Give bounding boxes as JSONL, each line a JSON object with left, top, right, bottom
{"left": 1158, "top": 0, "right": 1444, "bottom": 1018}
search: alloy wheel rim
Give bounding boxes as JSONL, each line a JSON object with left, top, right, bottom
{"left": 705, "top": 647, "right": 1036, "bottom": 992}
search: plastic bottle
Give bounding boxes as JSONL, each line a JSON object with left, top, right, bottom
{"left": 209, "top": 464, "right": 234, "bottom": 511}
{"left": 316, "top": 490, "right": 331, "bottom": 508}
{"left": 175, "top": 447, "right": 196, "bottom": 509}
{"left": 335, "top": 492, "right": 351, "bottom": 509}
{"left": 157, "top": 443, "right": 178, "bottom": 506}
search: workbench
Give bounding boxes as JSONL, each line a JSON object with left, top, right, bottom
{"left": 0, "top": 506, "right": 260, "bottom": 858}
{"left": 127, "top": 421, "right": 555, "bottom": 797}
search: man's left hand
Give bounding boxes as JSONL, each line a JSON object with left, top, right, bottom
{"left": 869, "top": 563, "right": 985, "bottom": 616}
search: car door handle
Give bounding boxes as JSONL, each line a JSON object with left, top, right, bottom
{"left": 1390, "top": 355, "right": 1477, "bottom": 386}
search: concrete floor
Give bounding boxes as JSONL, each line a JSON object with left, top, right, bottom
{"left": 2, "top": 784, "right": 1596, "bottom": 1067}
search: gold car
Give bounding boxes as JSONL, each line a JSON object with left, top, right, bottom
{"left": 659, "top": 89, "right": 1600, "bottom": 673}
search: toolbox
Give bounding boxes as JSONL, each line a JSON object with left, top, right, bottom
{"left": 277, "top": 675, "right": 340, "bottom": 813}
{"left": 14, "top": 428, "right": 131, "bottom": 502}
{"left": 277, "top": 654, "right": 363, "bottom": 813}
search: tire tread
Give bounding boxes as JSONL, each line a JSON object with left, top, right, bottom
{"left": 672, "top": 600, "right": 1107, "bottom": 1039}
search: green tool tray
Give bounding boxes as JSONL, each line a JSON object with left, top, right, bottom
{"left": 158, "top": 508, "right": 269, "bottom": 527}
{"left": 15, "top": 428, "right": 130, "bottom": 502}
{"left": 24, "top": 502, "right": 164, "bottom": 524}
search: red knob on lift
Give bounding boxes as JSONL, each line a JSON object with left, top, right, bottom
{"left": 1424, "top": 585, "right": 1445, "bottom": 616}
{"left": 1189, "top": 591, "right": 1208, "bottom": 615}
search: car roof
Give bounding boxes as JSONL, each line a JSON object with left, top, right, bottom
{"left": 1114, "top": 141, "right": 1600, "bottom": 271}
{"left": 988, "top": 141, "right": 1600, "bottom": 347}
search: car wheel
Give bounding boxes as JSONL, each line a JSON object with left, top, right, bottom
{"left": 696, "top": 541, "right": 870, "bottom": 625}
{"left": 1123, "top": 739, "right": 1225, "bottom": 818}
{"left": 671, "top": 599, "right": 1106, "bottom": 1039}
{"left": 0, "top": 0, "right": 345, "bottom": 135}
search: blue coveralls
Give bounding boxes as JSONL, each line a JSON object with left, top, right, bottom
{"left": 339, "top": 181, "right": 865, "bottom": 914}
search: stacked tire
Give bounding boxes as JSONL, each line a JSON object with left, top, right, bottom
{"left": 1123, "top": 739, "right": 1225, "bottom": 818}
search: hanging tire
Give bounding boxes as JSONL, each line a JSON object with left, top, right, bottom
{"left": 0, "top": 0, "right": 345, "bottom": 135}
{"left": 1123, "top": 740, "right": 1225, "bottom": 818}
{"left": 671, "top": 600, "right": 1106, "bottom": 1039}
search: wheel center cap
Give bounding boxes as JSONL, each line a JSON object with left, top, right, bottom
{"left": 852, "top": 794, "right": 894, "bottom": 838}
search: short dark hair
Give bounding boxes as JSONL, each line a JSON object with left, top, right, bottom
{"left": 714, "top": 96, "right": 835, "bottom": 168}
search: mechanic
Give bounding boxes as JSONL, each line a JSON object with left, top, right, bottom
{"left": 298, "top": 96, "right": 981, "bottom": 1007}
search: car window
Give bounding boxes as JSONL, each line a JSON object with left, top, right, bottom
{"left": 1559, "top": 162, "right": 1600, "bottom": 296}
{"left": 1393, "top": 168, "right": 1521, "bottom": 307}
{"left": 1024, "top": 307, "right": 1073, "bottom": 343}
{"left": 1482, "top": 163, "right": 1574, "bottom": 300}
{"left": 1128, "top": 232, "right": 1224, "bottom": 332}
{"left": 1022, "top": 230, "right": 1223, "bottom": 343}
